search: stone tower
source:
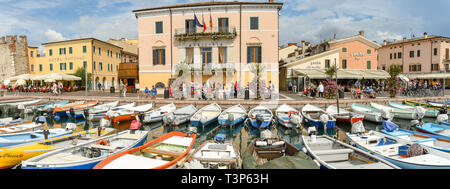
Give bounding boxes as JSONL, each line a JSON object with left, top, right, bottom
{"left": 0, "top": 35, "right": 29, "bottom": 82}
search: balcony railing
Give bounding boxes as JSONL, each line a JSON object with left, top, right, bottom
{"left": 174, "top": 26, "right": 237, "bottom": 41}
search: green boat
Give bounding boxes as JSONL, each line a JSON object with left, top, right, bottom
{"left": 404, "top": 99, "right": 446, "bottom": 110}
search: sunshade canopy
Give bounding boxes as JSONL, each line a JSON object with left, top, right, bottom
{"left": 33, "top": 73, "right": 81, "bottom": 81}
{"left": 293, "top": 69, "right": 390, "bottom": 80}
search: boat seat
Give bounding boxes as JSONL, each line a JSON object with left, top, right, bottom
{"left": 315, "top": 149, "right": 354, "bottom": 162}
{"left": 117, "top": 134, "right": 141, "bottom": 140}
{"left": 141, "top": 148, "right": 184, "bottom": 157}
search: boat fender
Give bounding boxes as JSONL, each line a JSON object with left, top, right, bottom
{"left": 97, "top": 139, "right": 109, "bottom": 146}
{"left": 302, "top": 147, "right": 307, "bottom": 153}
{"left": 66, "top": 122, "right": 77, "bottom": 131}
{"left": 255, "top": 141, "right": 268, "bottom": 147}
{"left": 130, "top": 120, "right": 142, "bottom": 130}
{"left": 272, "top": 141, "right": 285, "bottom": 146}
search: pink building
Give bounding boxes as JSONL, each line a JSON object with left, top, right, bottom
{"left": 133, "top": 1, "right": 283, "bottom": 92}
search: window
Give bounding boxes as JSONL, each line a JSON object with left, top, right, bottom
{"left": 250, "top": 17, "right": 259, "bottom": 30}
{"left": 410, "top": 51, "right": 414, "bottom": 58}
{"left": 39, "top": 64, "right": 42, "bottom": 72}
{"left": 394, "top": 53, "right": 397, "bottom": 59}
{"left": 31, "top": 65, "right": 34, "bottom": 72}
{"left": 185, "top": 20, "right": 196, "bottom": 34}
{"left": 59, "top": 48, "right": 66, "bottom": 55}
{"left": 367, "top": 60, "right": 372, "bottom": 69}
{"left": 382, "top": 65, "right": 386, "bottom": 70}
{"left": 247, "top": 46, "right": 262, "bottom": 63}
{"left": 30, "top": 51, "right": 34, "bottom": 57}
{"left": 49, "top": 49, "right": 53, "bottom": 56}
{"left": 83, "top": 61, "right": 87, "bottom": 69}
{"left": 83, "top": 46, "right": 87, "bottom": 53}
{"left": 398, "top": 52, "right": 402, "bottom": 59}
{"left": 107, "top": 64, "right": 110, "bottom": 71}
{"left": 49, "top": 63, "right": 53, "bottom": 71}
{"left": 60, "top": 63, "right": 66, "bottom": 70}
{"left": 325, "top": 59, "right": 330, "bottom": 68}
{"left": 201, "top": 47, "right": 212, "bottom": 66}
{"left": 185, "top": 48, "right": 194, "bottom": 64}
{"left": 432, "top": 64, "right": 439, "bottom": 71}
{"left": 390, "top": 53, "right": 392, "bottom": 60}
{"left": 446, "top": 64, "right": 449, "bottom": 71}
{"left": 93, "top": 46, "right": 96, "bottom": 53}
{"left": 99, "top": 48, "right": 101, "bottom": 55}
{"left": 218, "top": 18, "right": 229, "bottom": 32}
{"left": 446, "top": 48, "right": 449, "bottom": 60}
{"left": 93, "top": 61, "right": 96, "bottom": 70}
{"left": 417, "top": 50, "right": 420, "bottom": 57}
{"left": 218, "top": 47, "right": 227, "bottom": 64}
{"left": 342, "top": 47, "right": 347, "bottom": 53}
{"left": 367, "top": 49, "right": 372, "bottom": 55}
{"left": 417, "top": 64, "right": 421, "bottom": 71}
{"left": 155, "top": 21, "right": 163, "bottom": 34}
{"left": 342, "top": 59, "right": 347, "bottom": 69}
{"left": 434, "top": 48, "right": 438, "bottom": 56}
{"left": 153, "top": 49, "right": 166, "bottom": 65}
{"left": 69, "top": 47, "right": 73, "bottom": 54}
{"left": 99, "top": 62, "right": 103, "bottom": 70}
{"left": 69, "top": 62, "right": 73, "bottom": 70}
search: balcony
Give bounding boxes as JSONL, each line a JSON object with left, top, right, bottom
{"left": 175, "top": 62, "right": 236, "bottom": 76}
{"left": 174, "top": 26, "right": 237, "bottom": 41}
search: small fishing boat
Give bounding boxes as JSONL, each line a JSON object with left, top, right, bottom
{"left": 346, "top": 130, "right": 450, "bottom": 169}
{"left": 247, "top": 105, "right": 273, "bottom": 129}
{"left": 381, "top": 121, "right": 450, "bottom": 152}
{"left": 0, "top": 128, "right": 74, "bottom": 148}
{"left": 163, "top": 105, "right": 197, "bottom": 126}
{"left": 302, "top": 134, "right": 400, "bottom": 169}
{"left": 51, "top": 101, "right": 88, "bottom": 117}
{"left": 66, "top": 101, "right": 119, "bottom": 119}
{"left": 326, "top": 105, "right": 364, "bottom": 124}
{"left": 425, "top": 100, "right": 449, "bottom": 108}
{"left": 0, "top": 127, "right": 115, "bottom": 169}
{"left": 415, "top": 123, "right": 450, "bottom": 140}
{"left": 388, "top": 102, "right": 439, "bottom": 118}
{"left": 182, "top": 140, "right": 241, "bottom": 169}
{"left": 190, "top": 103, "right": 222, "bottom": 127}
{"left": 87, "top": 103, "right": 136, "bottom": 121}
{"left": 0, "top": 122, "right": 44, "bottom": 135}
{"left": 218, "top": 104, "right": 247, "bottom": 126}
{"left": 351, "top": 103, "right": 383, "bottom": 123}
{"left": 404, "top": 99, "right": 443, "bottom": 110}
{"left": 21, "top": 130, "right": 148, "bottom": 169}
{"left": 0, "top": 117, "right": 23, "bottom": 126}
{"left": 93, "top": 131, "right": 196, "bottom": 169}
{"left": 104, "top": 103, "right": 153, "bottom": 128}
{"left": 142, "top": 103, "right": 176, "bottom": 124}
{"left": 248, "top": 130, "right": 299, "bottom": 165}
{"left": 275, "top": 104, "right": 302, "bottom": 128}
{"left": 370, "top": 102, "right": 418, "bottom": 120}
{"left": 3, "top": 99, "right": 41, "bottom": 107}
{"left": 301, "top": 104, "right": 336, "bottom": 129}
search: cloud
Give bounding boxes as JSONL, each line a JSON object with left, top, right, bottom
{"left": 45, "top": 29, "right": 66, "bottom": 42}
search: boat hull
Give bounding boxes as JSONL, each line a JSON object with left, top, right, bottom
{"left": 191, "top": 117, "right": 218, "bottom": 127}
{"left": 218, "top": 116, "right": 246, "bottom": 126}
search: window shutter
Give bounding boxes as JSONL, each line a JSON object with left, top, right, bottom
{"left": 247, "top": 47, "right": 251, "bottom": 63}
{"left": 162, "top": 49, "right": 166, "bottom": 65}
{"left": 257, "top": 46, "right": 262, "bottom": 63}
{"left": 153, "top": 49, "right": 157, "bottom": 65}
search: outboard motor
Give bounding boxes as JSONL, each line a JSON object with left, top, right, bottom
{"left": 307, "top": 126, "right": 317, "bottom": 143}
{"left": 69, "top": 108, "right": 75, "bottom": 118}
{"left": 13, "top": 113, "right": 21, "bottom": 120}
{"left": 100, "top": 118, "right": 111, "bottom": 127}
{"left": 214, "top": 133, "right": 226, "bottom": 143}
{"left": 381, "top": 109, "right": 394, "bottom": 121}
{"left": 83, "top": 109, "right": 89, "bottom": 119}
{"left": 439, "top": 108, "right": 448, "bottom": 115}
{"left": 185, "top": 126, "right": 197, "bottom": 137}
{"left": 65, "top": 122, "right": 77, "bottom": 131}
{"left": 164, "top": 112, "right": 175, "bottom": 126}
{"left": 227, "top": 113, "right": 235, "bottom": 126}
{"left": 137, "top": 112, "right": 145, "bottom": 124}
{"left": 255, "top": 114, "right": 264, "bottom": 128}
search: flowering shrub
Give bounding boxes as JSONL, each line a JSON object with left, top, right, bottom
{"left": 323, "top": 78, "right": 337, "bottom": 99}
{"left": 387, "top": 77, "right": 402, "bottom": 97}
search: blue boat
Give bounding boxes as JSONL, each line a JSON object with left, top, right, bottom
{"left": 218, "top": 104, "right": 247, "bottom": 126}
{"left": 415, "top": 123, "right": 450, "bottom": 140}
{"left": 0, "top": 128, "right": 73, "bottom": 147}
{"left": 247, "top": 105, "right": 273, "bottom": 129}
{"left": 301, "top": 104, "right": 336, "bottom": 129}
{"left": 425, "top": 100, "right": 449, "bottom": 108}
{"left": 346, "top": 130, "right": 450, "bottom": 169}
{"left": 190, "top": 103, "right": 221, "bottom": 127}
{"left": 21, "top": 130, "right": 149, "bottom": 169}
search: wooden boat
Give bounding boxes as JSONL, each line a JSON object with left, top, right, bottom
{"left": 425, "top": 100, "right": 449, "bottom": 108}
{"left": 190, "top": 103, "right": 222, "bottom": 127}
{"left": 0, "top": 127, "right": 115, "bottom": 169}
{"left": 247, "top": 105, "right": 273, "bottom": 129}
{"left": 21, "top": 130, "right": 148, "bottom": 169}
{"left": 87, "top": 103, "right": 136, "bottom": 121}
{"left": 3, "top": 99, "right": 41, "bottom": 107}
{"left": 142, "top": 103, "right": 176, "bottom": 123}
{"left": 52, "top": 101, "right": 87, "bottom": 117}
{"left": 93, "top": 131, "right": 196, "bottom": 169}
{"left": 301, "top": 104, "right": 336, "bottom": 129}
{"left": 302, "top": 134, "right": 400, "bottom": 169}
{"left": 104, "top": 103, "right": 153, "bottom": 128}
{"left": 248, "top": 130, "right": 299, "bottom": 165}
{"left": 0, "top": 122, "right": 44, "bottom": 135}
{"left": 66, "top": 101, "right": 119, "bottom": 119}
{"left": 404, "top": 99, "right": 444, "bottom": 110}
{"left": 0, "top": 128, "right": 73, "bottom": 148}
{"left": 182, "top": 140, "right": 241, "bottom": 169}
{"left": 381, "top": 124, "right": 450, "bottom": 152}
{"left": 0, "top": 99, "right": 35, "bottom": 105}
{"left": 275, "top": 104, "right": 302, "bottom": 128}
{"left": 326, "top": 105, "right": 364, "bottom": 124}
{"left": 388, "top": 102, "right": 439, "bottom": 118}
{"left": 346, "top": 130, "right": 450, "bottom": 169}
{"left": 218, "top": 104, "right": 247, "bottom": 127}
{"left": 163, "top": 105, "right": 197, "bottom": 126}
{"left": 415, "top": 123, "right": 450, "bottom": 140}
{"left": 351, "top": 103, "right": 383, "bottom": 123}
{"left": 370, "top": 102, "right": 418, "bottom": 120}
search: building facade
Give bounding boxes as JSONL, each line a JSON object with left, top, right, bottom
{"left": 28, "top": 38, "right": 122, "bottom": 90}
{"left": 133, "top": 1, "right": 283, "bottom": 91}
{"left": 0, "top": 35, "right": 29, "bottom": 82}
{"left": 108, "top": 38, "right": 139, "bottom": 92}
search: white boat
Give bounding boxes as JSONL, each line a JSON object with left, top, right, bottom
{"left": 142, "top": 103, "right": 176, "bottom": 123}
{"left": 302, "top": 134, "right": 400, "bottom": 169}
{"left": 388, "top": 102, "right": 439, "bottom": 118}
{"left": 67, "top": 101, "right": 119, "bottom": 119}
{"left": 370, "top": 102, "right": 418, "bottom": 120}
{"left": 104, "top": 103, "right": 153, "bottom": 127}
{"left": 0, "top": 117, "right": 22, "bottom": 126}
{"left": 0, "top": 122, "right": 43, "bottom": 135}
{"left": 247, "top": 105, "right": 273, "bottom": 129}
{"left": 88, "top": 103, "right": 136, "bottom": 121}
{"left": 351, "top": 103, "right": 383, "bottom": 123}
{"left": 182, "top": 140, "right": 241, "bottom": 169}
{"left": 0, "top": 128, "right": 73, "bottom": 148}
{"left": 163, "top": 105, "right": 197, "bottom": 126}
{"left": 275, "top": 104, "right": 301, "bottom": 128}
{"left": 2, "top": 99, "right": 41, "bottom": 107}
{"left": 190, "top": 103, "right": 222, "bottom": 127}
{"left": 301, "top": 104, "right": 336, "bottom": 129}
{"left": 218, "top": 104, "right": 247, "bottom": 126}
{"left": 326, "top": 105, "right": 365, "bottom": 124}
{"left": 346, "top": 130, "right": 450, "bottom": 169}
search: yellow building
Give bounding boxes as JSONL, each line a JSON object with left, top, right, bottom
{"left": 28, "top": 38, "right": 123, "bottom": 90}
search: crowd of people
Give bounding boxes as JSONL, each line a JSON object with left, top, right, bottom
{"left": 1, "top": 82, "right": 79, "bottom": 96}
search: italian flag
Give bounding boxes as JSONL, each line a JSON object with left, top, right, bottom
{"left": 202, "top": 14, "right": 206, "bottom": 32}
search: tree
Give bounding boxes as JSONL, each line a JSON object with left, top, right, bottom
{"left": 72, "top": 67, "right": 89, "bottom": 87}
{"left": 325, "top": 64, "right": 337, "bottom": 79}
{"left": 323, "top": 65, "right": 338, "bottom": 99}
{"left": 386, "top": 65, "right": 403, "bottom": 97}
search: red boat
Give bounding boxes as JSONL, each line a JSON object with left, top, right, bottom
{"left": 326, "top": 105, "right": 364, "bottom": 124}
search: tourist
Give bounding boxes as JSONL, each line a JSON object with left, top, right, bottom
{"left": 234, "top": 81, "right": 238, "bottom": 98}
{"left": 292, "top": 80, "right": 297, "bottom": 93}
{"left": 119, "top": 80, "right": 125, "bottom": 97}
{"left": 269, "top": 81, "right": 274, "bottom": 99}
{"left": 318, "top": 82, "right": 324, "bottom": 98}
{"left": 310, "top": 84, "right": 316, "bottom": 100}
{"left": 151, "top": 86, "right": 157, "bottom": 99}
{"left": 97, "top": 82, "right": 102, "bottom": 92}
{"left": 144, "top": 87, "right": 149, "bottom": 98}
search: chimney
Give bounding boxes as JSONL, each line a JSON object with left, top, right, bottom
{"left": 19, "top": 35, "right": 27, "bottom": 44}
{"left": 424, "top": 32, "right": 428, "bottom": 39}
{"left": 288, "top": 43, "right": 297, "bottom": 46}
{"left": 403, "top": 37, "right": 407, "bottom": 41}
{"left": 359, "top": 30, "right": 365, "bottom": 37}
{"left": 383, "top": 40, "right": 387, "bottom": 46}
{"left": 268, "top": 0, "right": 274, "bottom": 2}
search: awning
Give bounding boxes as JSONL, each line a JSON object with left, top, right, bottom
{"left": 293, "top": 69, "right": 390, "bottom": 80}
{"left": 400, "top": 72, "right": 450, "bottom": 79}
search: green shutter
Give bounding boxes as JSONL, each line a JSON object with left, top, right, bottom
{"left": 247, "top": 47, "right": 252, "bottom": 63}
{"left": 153, "top": 50, "right": 157, "bottom": 65}
{"left": 162, "top": 49, "right": 166, "bottom": 65}
{"left": 257, "top": 46, "right": 262, "bottom": 63}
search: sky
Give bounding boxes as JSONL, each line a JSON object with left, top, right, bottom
{"left": 1, "top": 0, "right": 450, "bottom": 49}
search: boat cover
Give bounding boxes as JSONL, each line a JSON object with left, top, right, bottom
{"left": 415, "top": 106, "right": 426, "bottom": 119}
{"left": 351, "top": 121, "right": 365, "bottom": 134}
{"left": 437, "top": 114, "right": 449, "bottom": 124}
{"left": 382, "top": 121, "right": 399, "bottom": 132}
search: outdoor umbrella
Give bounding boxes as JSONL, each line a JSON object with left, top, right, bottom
{"left": 3, "top": 79, "right": 10, "bottom": 85}
{"left": 7, "top": 74, "right": 37, "bottom": 81}
{"left": 34, "top": 73, "right": 81, "bottom": 81}
{"left": 15, "top": 79, "right": 26, "bottom": 86}
{"left": 44, "top": 78, "right": 56, "bottom": 83}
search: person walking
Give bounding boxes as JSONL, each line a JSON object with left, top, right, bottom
{"left": 97, "top": 82, "right": 102, "bottom": 92}
{"left": 292, "top": 80, "right": 297, "bottom": 93}
{"left": 119, "top": 80, "right": 124, "bottom": 98}
{"left": 318, "top": 82, "right": 324, "bottom": 98}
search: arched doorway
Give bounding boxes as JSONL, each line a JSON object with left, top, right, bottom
{"left": 111, "top": 77, "right": 115, "bottom": 88}
{"left": 102, "top": 77, "right": 107, "bottom": 89}
{"left": 95, "top": 77, "right": 100, "bottom": 90}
